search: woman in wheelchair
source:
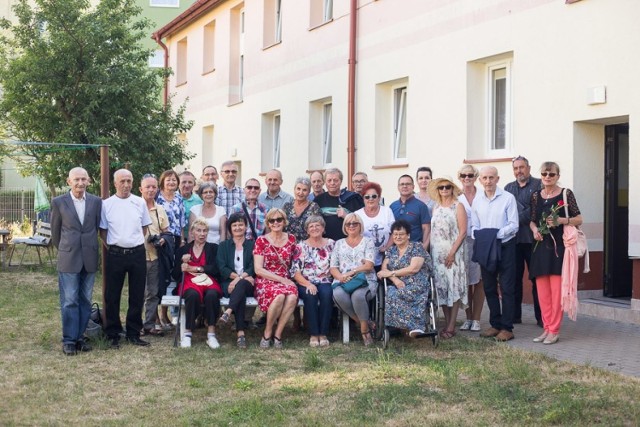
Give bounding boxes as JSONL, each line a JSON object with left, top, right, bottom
{"left": 377, "top": 220, "right": 433, "bottom": 338}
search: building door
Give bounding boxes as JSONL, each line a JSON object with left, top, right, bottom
{"left": 603, "top": 123, "right": 632, "bottom": 297}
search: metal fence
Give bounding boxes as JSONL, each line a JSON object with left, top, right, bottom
{"left": 0, "top": 187, "right": 51, "bottom": 224}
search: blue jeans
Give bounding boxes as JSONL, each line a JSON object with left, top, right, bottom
{"left": 59, "top": 270, "right": 96, "bottom": 345}
{"left": 298, "top": 283, "right": 333, "bottom": 336}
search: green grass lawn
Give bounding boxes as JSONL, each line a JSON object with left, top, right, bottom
{"left": 0, "top": 268, "right": 639, "bottom": 426}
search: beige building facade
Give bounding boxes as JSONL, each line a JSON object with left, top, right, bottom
{"left": 155, "top": 0, "right": 640, "bottom": 308}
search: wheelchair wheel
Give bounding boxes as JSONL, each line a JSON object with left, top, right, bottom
{"left": 382, "top": 328, "right": 390, "bottom": 349}
{"left": 373, "top": 280, "right": 386, "bottom": 340}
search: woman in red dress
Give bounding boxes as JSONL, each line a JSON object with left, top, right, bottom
{"left": 254, "top": 208, "right": 298, "bottom": 349}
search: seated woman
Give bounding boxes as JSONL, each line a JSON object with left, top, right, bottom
{"left": 377, "top": 220, "right": 433, "bottom": 337}
{"left": 216, "top": 213, "right": 255, "bottom": 349}
{"left": 172, "top": 217, "right": 222, "bottom": 349}
{"left": 330, "top": 213, "right": 377, "bottom": 346}
{"left": 292, "top": 215, "right": 335, "bottom": 347}
{"left": 253, "top": 208, "right": 299, "bottom": 349}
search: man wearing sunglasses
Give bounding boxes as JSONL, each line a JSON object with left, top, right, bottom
{"left": 390, "top": 175, "right": 431, "bottom": 251}
{"left": 504, "top": 156, "right": 543, "bottom": 328}
{"left": 230, "top": 178, "right": 268, "bottom": 240}
{"left": 215, "top": 160, "right": 244, "bottom": 214}
{"left": 471, "top": 166, "right": 519, "bottom": 342}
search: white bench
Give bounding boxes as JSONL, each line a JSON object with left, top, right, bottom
{"left": 160, "top": 295, "right": 351, "bottom": 345}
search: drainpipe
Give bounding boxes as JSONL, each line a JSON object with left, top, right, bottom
{"left": 347, "top": 0, "right": 357, "bottom": 189}
{"left": 153, "top": 34, "right": 170, "bottom": 107}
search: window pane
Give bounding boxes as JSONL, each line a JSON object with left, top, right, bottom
{"left": 323, "top": 104, "right": 332, "bottom": 165}
{"left": 274, "top": 115, "right": 281, "bottom": 168}
{"left": 324, "top": 0, "right": 333, "bottom": 21}
{"left": 492, "top": 68, "right": 506, "bottom": 150}
{"left": 394, "top": 88, "right": 407, "bottom": 159}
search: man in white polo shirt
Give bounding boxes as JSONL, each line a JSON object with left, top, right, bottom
{"left": 100, "top": 169, "right": 152, "bottom": 349}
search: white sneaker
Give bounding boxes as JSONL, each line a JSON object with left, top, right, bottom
{"left": 207, "top": 334, "right": 220, "bottom": 349}
{"left": 181, "top": 335, "right": 191, "bottom": 348}
{"left": 460, "top": 320, "right": 472, "bottom": 331}
{"left": 470, "top": 320, "right": 481, "bottom": 331}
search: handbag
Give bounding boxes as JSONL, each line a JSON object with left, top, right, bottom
{"left": 563, "top": 189, "right": 590, "bottom": 272}
{"left": 332, "top": 272, "right": 368, "bottom": 294}
{"left": 192, "top": 273, "right": 213, "bottom": 286}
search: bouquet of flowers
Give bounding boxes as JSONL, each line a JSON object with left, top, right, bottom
{"left": 534, "top": 199, "right": 565, "bottom": 255}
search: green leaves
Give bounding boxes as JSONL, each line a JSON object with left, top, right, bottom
{"left": 0, "top": 0, "right": 194, "bottom": 193}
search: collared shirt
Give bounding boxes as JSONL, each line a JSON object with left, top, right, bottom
{"left": 216, "top": 185, "right": 245, "bottom": 215}
{"left": 504, "top": 176, "right": 542, "bottom": 244}
{"left": 229, "top": 201, "right": 268, "bottom": 240}
{"left": 389, "top": 196, "right": 431, "bottom": 243}
{"left": 70, "top": 191, "right": 86, "bottom": 226}
{"left": 156, "top": 192, "right": 185, "bottom": 237}
{"left": 145, "top": 202, "right": 169, "bottom": 261}
{"left": 181, "top": 192, "right": 203, "bottom": 237}
{"left": 100, "top": 194, "right": 152, "bottom": 247}
{"left": 471, "top": 186, "right": 519, "bottom": 242}
{"left": 258, "top": 189, "right": 294, "bottom": 210}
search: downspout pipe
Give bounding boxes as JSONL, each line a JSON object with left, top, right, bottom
{"left": 347, "top": 0, "right": 357, "bottom": 189}
{"left": 152, "top": 34, "right": 170, "bottom": 107}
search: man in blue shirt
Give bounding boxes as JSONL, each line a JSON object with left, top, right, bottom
{"left": 258, "top": 169, "right": 293, "bottom": 210}
{"left": 471, "top": 166, "right": 519, "bottom": 342}
{"left": 390, "top": 174, "right": 431, "bottom": 250}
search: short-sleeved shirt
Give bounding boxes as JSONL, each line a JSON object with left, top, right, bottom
{"left": 229, "top": 201, "right": 268, "bottom": 240}
{"left": 291, "top": 239, "right": 335, "bottom": 284}
{"left": 314, "top": 190, "right": 365, "bottom": 241}
{"left": 156, "top": 192, "right": 185, "bottom": 237}
{"left": 100, "top": 194, "right": 152, "bottom": 247}
{"left": 258, "top": 190, "right": 294, "bottom": 210}
{"left": 390, "top": 196, "right": 431, "bottom": 243}
{"left": 181, "top": 192, "right": 203, "bottom": 237}
{"left": 145, "top": 203, "right": 169, "bottom": 261}
{"left": 330, "top": 236, "right": 378, "bottom": 291}
{"left": 216, "top": 185, "right": 245, "bottom": 214}
{"left": 355, "top": 206, "right": 395, "bottom": 266}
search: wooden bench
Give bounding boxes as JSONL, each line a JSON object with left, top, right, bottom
{"left": 161, "top": 295, "right": 351, "bottom": 345}
{"left": 7, "top": 222, "right": 55, "bottom": 267}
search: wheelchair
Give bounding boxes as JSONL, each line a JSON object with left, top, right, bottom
{"left": 375, "top": 276, "right": 441, "bottom": 348}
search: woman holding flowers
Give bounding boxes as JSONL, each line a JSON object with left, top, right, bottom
{"left": 529, "top": 162, "right": 582, "bottom": 345}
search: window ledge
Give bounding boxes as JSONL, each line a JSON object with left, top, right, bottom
{"left": 372, "top": 163, "right": 409, "bottom": 170}
{"left": 308, "top": 19, "right": 333, "bottom": 31}
{"left": 176, "top": 81, "right": 187, "bottom": 87}
{"left": 262, "top": 40, "right": 282, "bottom": 51}
{"left": 463, "top": 157, "right": 512, "bottom": 164}
{"left": 202, "top": 68, "right": 215, "bottom": 76}
{"left": 227, "top": 100, "right": 243, "bottom": 107}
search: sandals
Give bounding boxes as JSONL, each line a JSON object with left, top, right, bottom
{"left": 319, "top": 337, "right": 330, "bottom": 347}
{"left": 259, "top": 336, "right": 272, "bottom": 349}
{"left": 237, "top": 335, "right": 247, "bottom": 349}
{"left": 219, "top": 312, "right": 231, "bottom": 325}
{"left": 142, "top": 328, "right": 165, "bottom": 337}
{"left": 367, "top": 319, "right": 377, "bottom": 332}
{"left": 440, "top": 330, "right": 456, "bottom": 339}
{"left": 309, "top": 337, "right": 320, "bottom": 348}
{"left": 361, "top": 330, "right": 374, "bottom": 347}
{"left": 273, "top": 336, "right": 283, "bottom": 349}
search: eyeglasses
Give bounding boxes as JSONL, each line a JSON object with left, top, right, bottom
{"left": 345, "top": 222, "right": 360, "bottom": 227}
{"left": 437, "top": 185, "right": 453, "bottom": 190}
{"left": 363, "top": 194, "right": 379, "bottom": 200}
{"left": 267, "top": 217, "right": 285, "bottom": 224}
{"left": 245, "top": 185, "right": 260, "bottom": 190}
{"left": 392, "top": 232, "right": 408, "bottom": 238}
{"left": 142, "top": 173, "right": 156, "bottom": 179}
{"left": 222, "top": 170, "right": 238, "bottom": 174}
{"left": 353, "top": 180, "right": 366, "bottom": 185}
{"left": 459, "top": 173, "right": 475, "bottom": 179}
{"left": 398, "top": 182, "right": 413, "bottom": 187}
{"left": 540, "top": 172, "right": 557, "bottom": 178}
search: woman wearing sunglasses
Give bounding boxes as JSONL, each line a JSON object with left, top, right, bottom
{"left": 529, "top": 162, "right": 583, "bottom": 345}
{"left": 354, "top": 182, "right": 395, "bottom": 271}
{"left": 457, "top": 164, "right": 485, "bottom": 332}
{"left": 330, "top": 213, "right": 378, "bottom": 346}
{"left": 253, "top": 208, "right": 298, "bottom": 348}
{"left": 428, "top": 176, "right": 468, "bottom": 339}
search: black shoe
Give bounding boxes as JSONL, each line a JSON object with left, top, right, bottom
{"left": 76, "top": 339, "right": 93, "bottom": 352}
{"left": 110, "top": 337, "right": 121, "bottom": 349}
{"left": 63, "top": 343, "right": 77, "bottom": 356}
{"left": 126, "top": 336, "right": 150, "bottom": 346}
{"left": 513, "top": 318, "right": 522, "bottom": 324}
{"left": 256, "top": 314, "right": 267, "bottom": 326}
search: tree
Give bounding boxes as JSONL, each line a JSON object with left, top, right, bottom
{"left": 0, "top": 0, "right": 193, "bottom": 193}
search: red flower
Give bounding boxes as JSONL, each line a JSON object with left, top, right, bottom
{"left": 557, "top": 200, "right": 565, "bottom": 207}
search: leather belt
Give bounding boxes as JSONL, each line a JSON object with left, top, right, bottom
{"left": 108, "top": 244, "right": 145, "bottom": 255}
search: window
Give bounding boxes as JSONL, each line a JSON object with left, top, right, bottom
{"left": 261, "top": 111, "right": 281, "bottom": 170}
{"left": 203, "top": 20, "right": 215, "bottom": 74}
{"left": 374, "top": 78, "right": 409, "bottom": 165}
{"left": 310, "top": 0, "right": 333, "bottom": 28}
{"left": 466, "top": 52, "right": 513, "bottom": 158}
{"left": 202, "top": 126, "right": 214, "bottom": 166}
{"left": 309, "top": 97, "right": 333, "bottom": 168}
{"left": 148, "top": 50, "right": 164, "bottom": 68}
{"left": 322, "top": 103, "right": 332, "bottom": 165}
{"left": 229, "top": 4, "right": 244, "bottom": 104}
{"left": 393, "top": 87, "right": 407, "bottom": 160}
{"left": 176, "top": 37, "right": 188, "bottom": 86}
{"left": 263, "top": 0, "right": 282, "bottom": 47}
{"left": 150, "top": 0, "right": 179, "bottom": 7}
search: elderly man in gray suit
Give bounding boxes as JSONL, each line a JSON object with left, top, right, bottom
{"left": 51, "top": 167, "right": 103, "bottom": 356}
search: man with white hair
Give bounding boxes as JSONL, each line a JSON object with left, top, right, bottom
{"left": 259, "top": 169, "right": 293, "bottom": 210}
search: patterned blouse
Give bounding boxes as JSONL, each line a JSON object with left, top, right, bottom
{"left": 291, "top": 239, "right": 335, "bottom": 284}
{"left": 156, "top": 191, "right": 185, "bottom": 237}
{"left": 283, "top": 201, "right": 321, "bottom": 242}
{"left": 330, "top": 236, "right": 378, "bottom": 289}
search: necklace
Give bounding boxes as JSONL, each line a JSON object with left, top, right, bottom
{"left": 541, "top": 187, "right": 558, "bottom": 203}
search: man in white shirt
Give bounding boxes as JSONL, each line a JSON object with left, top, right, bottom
{"left": 471, "top": 166, "right": 519, "bottom": 342}
{"left": 100, "top": 169, "right": 152, "bottom": 348}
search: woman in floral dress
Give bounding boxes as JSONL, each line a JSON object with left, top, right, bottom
{"left": 378, "top": 220, "right": 432, "bottom": 336}
{"left": 254, "top": 208, "right": 298, "bottom": 349}
{"left": 283, "top": 177, "right": 321, "bottom": 241}
{"left": 429, "top": 177, "right": 468, "bottom": 339}
{"left": 292, "top": 215, "right": 335, "bottom": 347}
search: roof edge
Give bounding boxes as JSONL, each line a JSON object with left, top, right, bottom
{"left": 152, "top": 0, "right": 227, "bottom": 40}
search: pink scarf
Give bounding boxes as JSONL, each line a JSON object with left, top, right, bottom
{"left": 561, "top": 225, "right": 579, "bottom": 321}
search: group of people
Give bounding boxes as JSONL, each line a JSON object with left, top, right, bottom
{"left": 50, "top": 155, "right": 582, "bottom": 355}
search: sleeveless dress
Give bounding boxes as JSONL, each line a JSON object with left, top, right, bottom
{"left": 253, "top": 234, "right": 298, "bottom": 311}
{"left": 430, "top": 202, "right": 468, "bottom": 307}
{"left": 529, "top": 188, "right": 581, "bottom": 277}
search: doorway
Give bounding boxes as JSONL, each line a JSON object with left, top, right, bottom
{"left": 603, "top": 123, "right": 631, "bottom": 297}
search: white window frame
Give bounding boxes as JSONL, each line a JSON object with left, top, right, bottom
{"left": 273, "top": 114, "right": 281, "bottom": 168}
{"left": 486, "top": 60, "right": 512, "bottom": 155}
{"left": 322, "top": 103, "right": 332, "bottom": 165}
{"left": 150, "top": 0, "right": 179, "bottom": 7}
{"left": 393, "top": 86, "right": 407, "bottom": 161}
